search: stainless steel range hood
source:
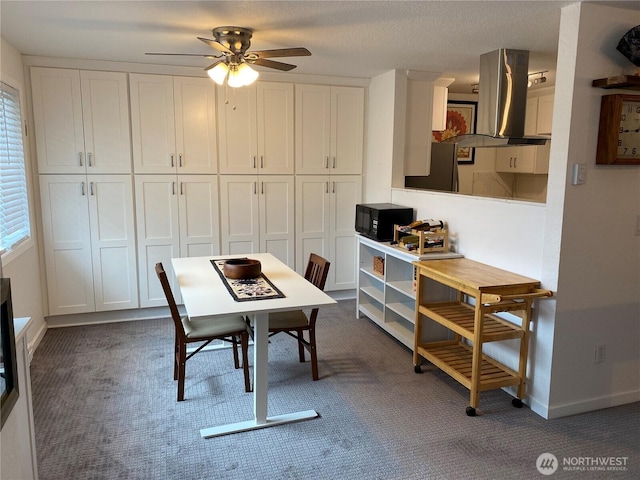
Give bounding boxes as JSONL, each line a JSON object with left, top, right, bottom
{"left": 443, "top": 48, "right": 548, "bottom": 147}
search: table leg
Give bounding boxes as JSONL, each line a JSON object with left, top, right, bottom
{"left": 199, "top": 311, "right": 318, "bottom": 438}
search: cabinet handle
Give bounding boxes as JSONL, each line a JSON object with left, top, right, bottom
{"left": 179, "top": 154, "right": 183, "bottom": 167}
{"left": 253, "top": 182, "right": 257, "bottom": 195}
{"left": 180, "top": 182, "right": 184, "bottom": 195}
{"left": 325, "top": 181, "right": 328, "bottom": 193}
{"left": 81, "top": 181, "right": 85, "bottom": 195}
{"left": 509, "top": 157, "right": 513, "bottom": 168}
{"left": 333, "top": 157, "right": 336, "bottom": 169}
{"left": 253, "top": 156, "right": 257, "bottom": 169}
{"left": 260, "top": 156, "right": 264, "bottom": 169}
{"left": 79, "top": 152, "right": 83, "bottom": 167}
{"left": 88, "top": 152, "right": 92, "bottom": 167}
{"left": 172, "top": 182, "right": 176, "bottom": 195}
{"left": 170, "top": 154, "right": 175, "bottom": 167}
{"left": 261, "top": 182, "right": 264, "bottom": 194}
{"left": 90, "top": 182, "right": 94, "bottom": 196}
{"left": 325, "top": 156, "right": 329, "bottom": 169}
{"left": 332, "top": 181, "right": 336, "bottom": 193}
{"left": 513, "top": 157, "right": 517, "bottom": 168}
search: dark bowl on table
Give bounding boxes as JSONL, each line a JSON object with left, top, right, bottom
{"left": 223, "top": 258, "right": 262, "bottom": 279}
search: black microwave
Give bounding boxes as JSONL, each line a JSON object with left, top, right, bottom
{"left": 355, "top": 203, "right": 414, "bottom": 241}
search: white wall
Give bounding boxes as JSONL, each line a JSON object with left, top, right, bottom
{"left": 366, "top": 2, "right": 640, "bottom": 418}
{"left": 546, "top": 1, "right": 640, "bottom": 418}
{"left": 0, "top": 37, "right": 47, "bottom": 353}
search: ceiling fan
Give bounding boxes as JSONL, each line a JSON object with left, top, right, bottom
{"left": 146, "top": 26, "right": 311, "bottom": 87}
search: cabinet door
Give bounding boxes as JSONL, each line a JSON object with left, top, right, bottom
{"left": 331, "top": 86, "right": 364, "bottom": 174}
{"left": 177, "top": 175, "right": 220, "bottom": 257}
{"left": 218, "top": 84, "right": 258, "bottom": 174}
{"left": 495, "top": 147, "right": 519, "bottom": 172}
{"left": 87, "top": 175, "right": 138, "bottom": 311}
{"left": 219, "top": 175, "right": 260, "bottom": 254}
{"left": 536, "top": 95, "right": 554, "bottom": 135}
{"left": 259, "top": 176, "right": 295, "bottom": 268}
{"left": 31, "top": 67, "right": 85, "bottom": 174}
{"left": 134, "top": 175, "right": 181, "bottom": 307}
{"left": 39, "top": 175, "right": 95, "bottom": 314}
{"left": 295, "top": 175, "right": 331, "bottom": 275}
{"left": 256, "top": 82, "right": 294, "bottom": 174}
{"left": 130, "top": 74, "right": 177, "bottom": 174}
{"left": 295, "top": 84, "right": 331, "bottom": 174}
{"left": 80, "top": 71, "right": 131, "bottom": 173}
{"left": 328, "top": 175, "right": 362, "bottom": 290}
{"left": 173, "top": 77, "right": 218, "bottom": 174}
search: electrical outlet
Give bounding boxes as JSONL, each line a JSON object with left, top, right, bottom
{"left": 595, "top": 344, "right": 606, "bottom": 364}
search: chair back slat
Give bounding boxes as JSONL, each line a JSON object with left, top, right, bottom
{"left": 304, "top": 253, "right": 330, "bottom": 290}
{"left": 155, "top": 262, "right": 186, "bottom": 340}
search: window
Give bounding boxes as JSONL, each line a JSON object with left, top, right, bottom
{"left": 0, "top": 81, "right": 30, "bottom": 256}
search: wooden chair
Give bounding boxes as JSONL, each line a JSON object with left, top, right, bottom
{"left": 155, "top": 262, "right": 251, "bottom": 401}
{"left": 261, "top": 254, "right": 330, "bottom": 380}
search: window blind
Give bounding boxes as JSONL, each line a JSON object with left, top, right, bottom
{"left": 0, "top": 81, "right": 30, "bottom": 254}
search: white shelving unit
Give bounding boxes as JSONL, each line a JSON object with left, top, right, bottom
{"left": 356, "top": 234, "right": 462, "bottom": 349}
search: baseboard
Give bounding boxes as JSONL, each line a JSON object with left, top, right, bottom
{"left": 26, "top": 321, "right": 48, "bottom": 362}
{"left": 46, "top": 306, "right": 178, "bottom": 328}
{"left": 546, "top": 389, "right": 640, "bottom": 419}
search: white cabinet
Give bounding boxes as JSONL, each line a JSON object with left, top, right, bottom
{"left": 31, "top": 67, "right": 131, "bottom": 174}
{"left": 39, "top": 175, "right": 138, "bottom": 315}
{"left": 356, "top": 236, "right": 462, "bottom": 349}
{"left": 525, "top": 94, "right": 553, "bottom": 135}
{"left": 495, "top": 142, "right": 551, "bottom": 174}
{"left": 218, "top": 82, "right": 294, "bottom": 174}
{"left": 295, "top": 85, "right": 364, "bottom": 174}
{"left": 219, "top": 175, "right": 295, "bottom": 268}
{"left": 129, "top": 74, "right": 217, "bottom": 174}
{"left": 295, "top": 175, "right": 362, "bottom": 290}
{"left": 134, "top": 175, "right": 220, "bottom": 307}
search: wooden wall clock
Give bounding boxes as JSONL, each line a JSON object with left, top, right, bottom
{"left": 596, "top": 93, "right": 640, "bottom": 165}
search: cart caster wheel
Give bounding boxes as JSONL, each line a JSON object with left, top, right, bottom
{"left": 512, "top": 398, "right": 524, "bottom": 408}
{"left": 465, "top": 406, "right": 477, "bottom": 417}
{"left": 414, "top": 365, "right": 423, "bottom": 374}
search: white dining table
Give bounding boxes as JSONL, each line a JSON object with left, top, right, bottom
{"left": 172, "top": 252, "right": 336, "bottom": 438}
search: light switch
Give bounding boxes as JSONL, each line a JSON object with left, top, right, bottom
{"left": 571, "top": 163, "right": 587, "bottom": 185}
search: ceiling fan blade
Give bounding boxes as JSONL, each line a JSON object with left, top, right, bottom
{"left": 198, "top": 37, "right": 233, "bottom": 55}
{"left": 251, "top": 58, "right": 297, "bottom": 71}
{"left": 247, "top": 47, "right": 311, "bottom": 59}
{"left": 146, "top": 52, "right": 218, "bottom": 59}
{"left": 204, "top": 60, "right": 224, "bottom": 71}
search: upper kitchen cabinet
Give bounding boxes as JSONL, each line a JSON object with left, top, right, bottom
{"left": 218, "top": 82, "right": 294, "bottom": 174}
{"left": 525, "top": 93, "right": 554, "bottom": 136}
{"left": 129, "top": 74, "right": 217, "bottom": 174}
{"left": 295, "top": 85, "right": 364, "bottom": 175}
{"left": 31, "top": 67, "right": 131, "bottom": 174}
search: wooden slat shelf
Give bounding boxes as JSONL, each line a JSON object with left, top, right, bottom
{"left": 419, "top": 301, "right": 524, "bottom": 342}
{"left": 417, "top": 342, "right": 520, "bottom": 391}
{"left": 592, "top": 74, "right": 640, "bottom": 90}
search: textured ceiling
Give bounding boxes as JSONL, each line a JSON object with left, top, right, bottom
{"left": 1, "top": 1, "right": 637, "bottom": 92}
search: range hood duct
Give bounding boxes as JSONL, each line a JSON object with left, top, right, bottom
{"left": 443, "top": 48, "right": 548, "bottom": 147}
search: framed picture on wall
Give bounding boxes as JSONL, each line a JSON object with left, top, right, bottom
{"left": 432, "top": 100, "right": 478, "bottom": 164}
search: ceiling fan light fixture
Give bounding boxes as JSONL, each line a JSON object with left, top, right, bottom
{"left": 207, "top": 62, "right": 229, "bottom": 85}
{"left": 228, "top": 62, "right": 259, "bottom": 88}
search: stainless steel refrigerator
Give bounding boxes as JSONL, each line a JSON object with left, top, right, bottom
{"left": 404, "top": 142, "right": 458, "bottom": 192}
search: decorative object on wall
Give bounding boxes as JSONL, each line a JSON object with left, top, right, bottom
{"left": 146, "top": 26, "right": 311, "bottom": 88}
{"left": 432, "top": 101, "right": 477, "bottom": 164}
{"left": 617, "top": 25, "right": 640, "bottom": 70}
{"left": 595, "top": 93, "right": 640, "bottom": 165}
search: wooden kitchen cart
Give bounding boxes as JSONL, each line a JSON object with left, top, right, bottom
{"left": 412, "top": 258, "right": 552, "bottom": 416}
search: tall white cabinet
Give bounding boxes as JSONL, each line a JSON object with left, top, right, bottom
{"left": 219, "top": 175, "right": 295, "bottom": 268}
{"left": 32, "top": 67, "right": 139, "bottom": 315}
{"left": 39, "top": 175, "right": 138, "bottom": 315}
